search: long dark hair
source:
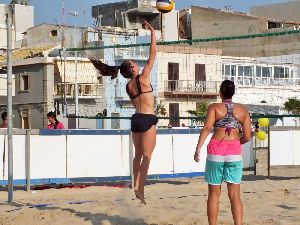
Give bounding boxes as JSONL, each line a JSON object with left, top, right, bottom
{"left": 47, "top": 111, "right": 59, "bottom": 129}
{"left": 220, "top": 80, "right": 235, "bottom": 99}
{"left": 89, "top": 57, "right": 133, "bottom": 79}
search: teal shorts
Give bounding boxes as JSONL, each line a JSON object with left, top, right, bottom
{"left": 204, "top": 159, "right": 243, "bottom": 185}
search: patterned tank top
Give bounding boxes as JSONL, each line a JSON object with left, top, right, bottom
{"left": 214, "top": 100, "right": 242, "bottom": 135}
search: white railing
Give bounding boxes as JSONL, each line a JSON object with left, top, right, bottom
{"left": 223, "top": 76, "right": 300, "bottom": 87}
{"left": 162, "top": 80, "right": 221, "bottom": 93}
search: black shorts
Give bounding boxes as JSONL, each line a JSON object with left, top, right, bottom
{"left": 131, "top": 113, "right": 158, "bottom": 133}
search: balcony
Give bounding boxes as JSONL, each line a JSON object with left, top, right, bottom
{"left": 160, "top": 80, "right": 220, "bottom": 98}
{"left": 223, "top": 76, "right": 300, "bottom": 88}
{"left": 54, "top": 83, "right": 104, "bottom": 99}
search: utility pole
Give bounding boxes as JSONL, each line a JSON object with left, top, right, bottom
{"left": 6, "top": 1, "right": 14, "bottom": 203}
{"left": 69, "top": 10, "right": 79, "bottom": 129}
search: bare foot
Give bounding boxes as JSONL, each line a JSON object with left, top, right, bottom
{"left": 134, "top": 190, "right": 146, "bottom": 205}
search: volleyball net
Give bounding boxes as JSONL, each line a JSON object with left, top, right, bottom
{"left": 55, "top": 28, "right": 300, "bottom": 129}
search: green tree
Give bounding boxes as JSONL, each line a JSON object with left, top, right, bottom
{"left": 187, "top": 102, "right": 209, "bottom": 124}
{"left": 284, "top": 98, "right": 300, "bottom": 115}
{"left": 155, "top": 100, "right": 167, "bottom": 116}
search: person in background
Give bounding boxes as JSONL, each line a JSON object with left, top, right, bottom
{"left": 194, "top": 80, "right": 251, "bottom": 225}
{"left": 47, "top": 111, "right": 64, "bottom": 129}
{"left": 0, "top": 111, "right": 8, "bottom": 128}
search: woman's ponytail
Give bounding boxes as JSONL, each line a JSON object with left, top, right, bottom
{"left": 89, "top": 57, "right": 119, "bottom": 80}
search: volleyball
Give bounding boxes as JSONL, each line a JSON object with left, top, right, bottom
{"left": 256, "top": 130, "right": 267, "bottom": 141}
{"left": 258, "top": 118, "right": 270, "bottom": 127}
{"left": 156, "top": 0, "right": 174, "bottom": 13}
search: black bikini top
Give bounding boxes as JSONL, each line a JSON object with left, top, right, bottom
{"left": 126, "top": 75, "right": 153, "bottom": 100}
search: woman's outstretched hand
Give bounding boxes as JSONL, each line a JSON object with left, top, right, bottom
{"left": 144, "top": 21, "right": 155, "bottom": 32}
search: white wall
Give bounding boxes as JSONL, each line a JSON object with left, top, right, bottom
{"left": 156, "top": 52, "right": 222, "bottom": 85}
{"left": 14, "top": 4, "right": 34, "bottom": 41}
{"left": 0, "top": 75, "right": 15, "bottom": 96}
{"left": 270, "top": 129, "right": 300, "bottom": 166}
{"left": 0, "top": 129, "right": 271, "bottom": 185}
{"left": 162, "top": 10, "right": 179, "bottom": 41}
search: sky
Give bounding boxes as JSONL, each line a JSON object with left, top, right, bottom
{"left": 0, "top": 0, "right": 292, "bottom": 27}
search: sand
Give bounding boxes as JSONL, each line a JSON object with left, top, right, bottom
{"left": 0, "top": 150, "right": 299, "bottom": 225}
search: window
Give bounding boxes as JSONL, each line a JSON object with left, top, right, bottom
{"left": 19, "top": 72, "right": 30, "bottom": 91}
{"left": 195, "top": 64, "right": 206, "bottom": 81}
{"left": 97, "top": 76, "right": 103, "bottom": 85}
{"left": 268, "top": 22, "right": 281, "bottom": 29}
{"left": 262, "top": 67, "right": 272, "bottom": 78}
{"left": 168, "top": 63, "right": 179, "bottom": 91}
{"left": 20, "top": 109, "right": 30, "bottom": 129}
{"left": 274, "top": 67, "right": 285, "bottom": 78}
{"left": 244, "top": 66, "right": 253, "bottom": 77}
{"left": 169, "top": 103, "right": 180, "bottom": 127}
{"left": 256, "top": 66, "right": 261, "bottom": 77}
{"left": 84, "top": 85, "right": 92, "bottom": 95}
{"left": 224, "top": 65, "right": 229, "bottom": 76}
{"left": 230, "top": 65, "right": 236, "bottom": 76}
{"left": 51, "top": 30, "right": 58, "bottom": 37}
{"left": 238, "top": 66, "right": 244, "bottom": 77}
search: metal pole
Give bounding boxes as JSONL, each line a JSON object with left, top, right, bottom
{"left": 129, "top": 132, "right": 134, "bottom": 189}
{"left": 6, "top": 6, "right": 14, "bottom": 202}
{"left": 63, "top": 48, "right": 67, "bottom": 117}
{"left": 267, "top": 125, "right": 271, "bottom": 179}
{"left": 74, "top": 21, "right": 79, "bottom": 129}
{"left": 25, "top": 130, "right": 30, "bottom": 191}
{"left": 69, "top": 10, "right": 79, "bottom": 129}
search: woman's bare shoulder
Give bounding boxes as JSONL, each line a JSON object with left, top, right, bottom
{"left": 234, "top": 103, "right": 249, "bottom": 113}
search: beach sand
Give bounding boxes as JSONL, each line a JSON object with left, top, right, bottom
{"left": 0, "top": 150, "right": 299, "bottom": 225}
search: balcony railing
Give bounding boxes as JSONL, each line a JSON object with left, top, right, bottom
{"left": 162, "top": 80, "right": 221, "bottom": 95}
{"left": 223, "top": 76, "right": 300, "bottom": 87}
{"left": 54, "top": 83, "right": 104, "bottom": 99}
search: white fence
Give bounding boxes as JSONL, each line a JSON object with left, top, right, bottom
{"left": 2, "top": 127, "right": 289, "bottom": 186}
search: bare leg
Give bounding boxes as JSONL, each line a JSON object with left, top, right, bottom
{"left": 132, "top": 132, "right": 142, "bottom": 192}
{"left": 227, "top": 183, "right": 243, "bottom": 225}
{"left": 207, "top": 184, "right": 221, "bottom": 225}
{"left": 135, "top": 125, "right": 156, "bottom": 204}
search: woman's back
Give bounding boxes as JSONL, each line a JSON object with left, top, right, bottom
{"left": 126, "top": 75, "right": 154, "bottom": 114}
{"left": 211, "top": 102, "right": 249, "bottom": 141}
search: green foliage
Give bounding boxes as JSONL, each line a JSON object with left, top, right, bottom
{"left": 187, "top": 102, "right": 208, "bottom": 122}
{"left": 284, "top": 98, "right": 300, "bottom": 115}
{"left": 155, "top": 100, "right": 167, "bottom": 116}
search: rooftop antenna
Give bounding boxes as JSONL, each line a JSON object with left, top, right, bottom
{"left": 83, "top": 3, "right": 86, "bottom": 27}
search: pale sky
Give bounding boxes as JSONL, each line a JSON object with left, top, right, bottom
{"left": 0, "top": 0, "right": 292, "bottom": 27}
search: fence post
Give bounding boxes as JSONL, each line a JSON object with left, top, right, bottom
{"left": 25, "top": 129, "right": 31, "bottom": 191}
{"left": 129, "top": 132, "right": 134, "bottom": 189}
{"left": 267, "top": 125, "right": 271, "bottom": 179}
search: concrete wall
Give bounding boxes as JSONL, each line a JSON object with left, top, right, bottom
{"left": 24, "top": 24, "right": 85, "bottom": 49}
{"left": 191, "top": 6, "right": 267, "bottom": 39}
{"left": 190, "top": 6, "right": 300, "bottom": 57}
{"left": 250, "top": 1, "right": 300, "bottom": 22}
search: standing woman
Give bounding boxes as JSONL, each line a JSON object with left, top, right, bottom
{"left": 194, "top": 80, "right": 251, "bottom": 225}
{"left": 47, "top": 111, "right": 65, "bottom": 129}
{"left": 90, "top": 21, "right": 157, "bottom": 204}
